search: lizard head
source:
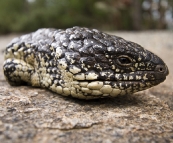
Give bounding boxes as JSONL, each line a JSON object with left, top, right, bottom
{"left": 56, "top": 27, "right": 169, "bottom": 99}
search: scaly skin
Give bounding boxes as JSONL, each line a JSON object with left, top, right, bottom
{"left": 3, "top": 27, "right": 169, "bottom": 99}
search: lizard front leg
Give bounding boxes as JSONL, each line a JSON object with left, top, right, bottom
{"left": 3, "top": 59, "right": 34, "bottom": 86}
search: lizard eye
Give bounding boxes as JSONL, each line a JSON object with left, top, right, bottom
{"left": 117, "top": 56, "right": 132, "bottom": 66}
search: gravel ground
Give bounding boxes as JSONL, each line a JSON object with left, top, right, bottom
{"left": 0, "top": 31, "right": 173, "bottom": 143}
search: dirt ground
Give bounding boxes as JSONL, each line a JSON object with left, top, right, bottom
{"left": 0, "top": 31, "right": 173, "bottom": 143}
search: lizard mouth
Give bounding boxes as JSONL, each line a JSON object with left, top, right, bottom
{"left": 74, "top": 70, "right": 167, "bottom": 84}
{"left": 76, "top": 78, "right": 165, "bottom": 90}
{"left": 71, "top": 69, "right": 168, "bottom": 98}
{"left": 76, "top": 77, "right": 166, "bottom": 82}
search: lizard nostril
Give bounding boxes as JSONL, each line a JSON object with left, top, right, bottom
{"left": 159, "top": 67, "right": 163, "bottom": 72}
{"left": 155, "top": 65, "right": 169, "bottom": 75}
{"left": 155, "top": 65, "right": 164, "bottom": 72}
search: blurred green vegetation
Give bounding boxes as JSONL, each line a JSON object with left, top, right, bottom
{"left": 0, "top": 0, "right": 172, "bottom": 34}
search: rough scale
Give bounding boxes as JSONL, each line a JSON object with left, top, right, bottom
{"left": 3, "top": 27, "right": 169, "bottom": 99}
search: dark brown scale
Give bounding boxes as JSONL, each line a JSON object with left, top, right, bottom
{"left": 68, "top": 41, "right": 83, "bottom": 52}
{"left": 99, "top": 70, "right": 115, "bottom": 80}
{"left": 95, "top": 54, "right": 107, "bottom": 63}
{"left": 79, "top": 57, "right": 96, "bottom": 67}
{"left": 60, "top": 34, "right": 70, "bottom": 47}
{"left": 65, "top": 52, "right": 81, "bottom": 64}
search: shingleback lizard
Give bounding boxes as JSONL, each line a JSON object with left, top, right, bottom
{"left": 3, "top": 27, "right": 169, "bottom": 99}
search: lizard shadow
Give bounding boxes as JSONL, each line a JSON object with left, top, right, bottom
{"left": 61, "top": 93, "right": 145, "bottom": 109}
